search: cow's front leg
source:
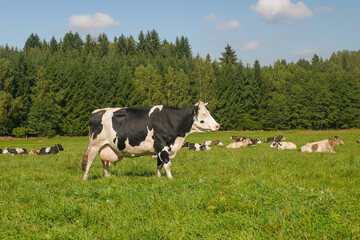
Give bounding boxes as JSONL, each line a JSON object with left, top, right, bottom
{"left": 157, "top": 148, "right": 173, "bottom": 179}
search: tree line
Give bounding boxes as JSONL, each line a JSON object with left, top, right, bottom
{"left": 0, "top": 30, "right": 360, "bottom": 136}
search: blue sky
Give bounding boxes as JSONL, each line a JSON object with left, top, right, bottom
{"left": 0, "top": 0, "right": 359, "bottom": 66}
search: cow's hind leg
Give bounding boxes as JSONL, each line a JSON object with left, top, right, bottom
{"left": 82, "top": 145, "right": 101, "bottom": 180}
{"left": 157, "top": 149, "right": 173, "bottom": 179}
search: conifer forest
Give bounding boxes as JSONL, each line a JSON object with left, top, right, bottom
{"left": 1, "top": 30, "right": 360, "bottom": 136}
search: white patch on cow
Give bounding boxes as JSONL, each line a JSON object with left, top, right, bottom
{"left": 122, "top": 127, "right": 155, "bottom": 155}
{"left": 169, "top": 135, "right": 190, "bottom": 159}
{"left": 149, "top": 105, "right": 163, "bottom": 116}
{"left": 45, "top": 147, "right": 51, "bottom": 153}
{"left": 93, "top": 107, "right": 122, "bottom": 114}
{"left": 3, "top": 148, "right": 9, "bottom": 154}
{"left": 15, "top": 148, "right": 24, "bottom": 153}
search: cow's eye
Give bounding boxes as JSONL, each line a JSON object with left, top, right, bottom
{"left": 200, "top": 120, "right": 204, "bottom": 124}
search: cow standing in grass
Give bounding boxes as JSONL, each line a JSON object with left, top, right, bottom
{"left": 82, "top": 101, "right": 220, "bottom": 180}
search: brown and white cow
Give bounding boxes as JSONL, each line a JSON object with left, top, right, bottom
{"left": 202, "top": 140, "right": 223, "bottom": 147}
{"left": 298, "top": 136, "right": 344, "bottom": 153}
{"left": 82, "top": 101, "right": 220, "bottom": 180}
{"left": 226, "top": 138, "right": 251, "bottom": 149}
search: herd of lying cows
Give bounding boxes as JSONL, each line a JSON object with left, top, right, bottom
{"left": 183, "top": 135, "right": 347, "bottom": 153}
{"left": 0, "top": 144, "right": 64, "bottom": 155}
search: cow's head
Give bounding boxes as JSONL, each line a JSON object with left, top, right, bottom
{"left": 332, "top": 136, "right": 344, "bottom": 145}
{"left": 270, "top": 141, "right": 279, "bottom": 148}
{"left": 192, "top": 101, "right": 220, "bottom": 132}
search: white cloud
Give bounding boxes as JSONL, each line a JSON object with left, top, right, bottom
{"left": 293, "top": 48, "right": 327, "bottom": 56}
{"left": 205, "top": 14, "right": 242, "bottom": 31}
{"left": 250, "top": 0, "right": 312, "bottom": 22}
{"left": 69, "top": 12, "right": 121, "bottom": 33}
{"left": 242, "top": 40, "right": 260, "bottom": 51}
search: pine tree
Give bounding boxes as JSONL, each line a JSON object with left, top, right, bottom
{"left": 219, "top": 44, "right": 237, "bottom": 65}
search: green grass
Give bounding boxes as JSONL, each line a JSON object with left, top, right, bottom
{"left": 1, "top": 130, "right": 360, "bottom": 239}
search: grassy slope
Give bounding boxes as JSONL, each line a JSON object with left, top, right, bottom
{"left": 0, "top": 130, "right": 359, "bottom": 239}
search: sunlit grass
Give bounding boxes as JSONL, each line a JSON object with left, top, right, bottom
{"left": 0, "top": 130, "right": 359, "bottom": 239}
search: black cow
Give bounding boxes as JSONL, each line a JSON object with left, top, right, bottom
{"left": 264, "top": 135, "right": 285, "bottom": 143}
{"left": 82, "top": 101, "right": 220, "bottom": 180}
{"left": 2, "top": 148, "right": 28, "bottom": 155}
{"left": 37, "top": 144, "right": 64, "bottom": 155}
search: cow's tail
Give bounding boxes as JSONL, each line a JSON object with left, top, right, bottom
{"left": 82, "top": 153, "right": 88, "bottom": 171}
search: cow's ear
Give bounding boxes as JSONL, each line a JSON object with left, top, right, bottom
{"left": 204, "top": 102, "right": 208, "bottom": 106}
{"left": 193, "top": 106, "right": 199, "bottom": 116}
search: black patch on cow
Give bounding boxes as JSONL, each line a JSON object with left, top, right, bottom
{"left": 89, "top": 110, "right": 106, "bottom": 140}
{"left": 111, "top": 106, "right": 196, "bottom": 153}
{"left": 159, "top": 150, "right": 170, "bottom": 164}
{"left": 0, "top": 149, "right": 2, "bottom": 154}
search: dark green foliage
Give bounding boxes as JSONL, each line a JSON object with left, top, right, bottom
{"left": 0, "top": 32, "right": 360, "bottom": 136}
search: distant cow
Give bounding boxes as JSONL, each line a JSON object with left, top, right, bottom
{"left": 82, "top": 100, "right": 220, "bottom": 180}
{"left": 270, "top": 141, "right": 297, "bottom": 150}
{"left": 183, "top": 142, "right": 210, "bottom": 151}
{"left": 37, "top": 144, "right": 64, "bottom": 155}
{"left": 2, "top": 148, "right": 28, "bottom": 155}
{"left": 29, "top": 149, "right": 40, "bottom": 155}
{"left": 203, "top": 140, "right": 223, "bottom": 146}
{"left": 264, "top": 135, "right": 285, "bottom": 143}
{"left": 230, "top": 135, "right": 248, "bottom": 141}
{"left": 298, "top": 136, "right": 344, "bottom": 153}
{"left": 226, "top": 138, "right": 251, "bottom": 149}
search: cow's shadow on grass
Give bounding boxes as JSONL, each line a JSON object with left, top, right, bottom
{"left": 87, "top": 170, "right": 155, "bottom": 180}
{"left": 114, "top": 170, "right": 155, "bottom": 177}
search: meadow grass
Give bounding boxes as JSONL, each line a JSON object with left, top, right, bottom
{"left": 0, "top": 130, "right": 360, "bottom": 239}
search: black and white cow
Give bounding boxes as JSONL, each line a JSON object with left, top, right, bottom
{"left": 37, "top": 144, "right": 64, "bottom": 155}
{"left": 82, "top": 101, "right": 220, "bottom": 180}
{"left": 182, "top": 142, "right": 210, "bottom": 151}
{"left": 264, "top": 135, "right": 285, "bottom": 143}
{"left": 2, "top": 147, "right": 28, "bottom": 155}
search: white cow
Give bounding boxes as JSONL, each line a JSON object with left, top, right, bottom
{"left": 226, "top": 138, "right": 251, "bottom": 149}
{"left": 270, "top": 141, "right": 297, "bottom": 150}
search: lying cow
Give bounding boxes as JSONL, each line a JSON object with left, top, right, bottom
{"left": 183, "top": 142, "right": 210, "bottom": 151}
{"left": 226, "top": 138, "right": 251, "bottom": 149}
{"left": 2, "top": 148, "right": 28, "bottom": 155}
{"left": 82, "top": 100, "right": 220, "bottom": 180}
{"left": 264, "top": 135, "right": 285, "bottom": 143}
{"left": 270, "top": 141, "right": 297, "bottom": 150}
{"left": 37, "top": 144, "right": 64, "bottom": 155}
{"left": 202, "top": 140, "right": 223, "bottom": 146}
{"left": 298, "top": 136, "right": 344, "bottom": 153}
{"left": 238, "top": 137, "right": 261, "bottom": 145}
{"left": 29, "top": 149, "right": 40, "bottom": 155}
{"left": 230, "top": 135, "right": 248, "bottom": 141}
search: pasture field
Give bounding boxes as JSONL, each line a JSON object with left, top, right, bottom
{"left": 1, "top": 130, "right": 360, "bottom": 239}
